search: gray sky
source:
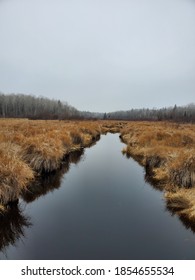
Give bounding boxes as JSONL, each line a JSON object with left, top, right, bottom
{"left": 0, "top": 0, "right": 195, "bottom": 112}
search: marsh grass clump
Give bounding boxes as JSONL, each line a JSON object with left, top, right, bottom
{"left": 21, "top": 168, "right": 67, "bottom": 203}
{"left": 145, "top": 155, "right": 166, "bottom": 176}
{"left": 0, "top": 204, "right": 5, "bottom": 214}
{"left": 0, "top": 118, "right": 194, "bottom": 224}
{"left": 165, "top": 188, "right": 195, "bottom": 220}
{"left": 120, "top": 121, "right": 195, "bottom": 222}
{"left": 121, "top": 122, "right": 195, "bottom": 188}
{"left": 0, "top": 119, "right": 104, "bottom": 211}
{"left": 70, "top": 130, "right": 83, "bottom": 145}
{"left": 22, "top": 136, "right": 65, "bottom": 172}
{"left": 101, "top": 121, "right": 126, "bottom": 134}
{"left": 169, "top": 154, "right": 195, "bottom": 188}
{"left": 0, "top": 142, "right": 34, "bottom": 206}
{"left": 21, "top": 149, "right": 84, "bottom": 203}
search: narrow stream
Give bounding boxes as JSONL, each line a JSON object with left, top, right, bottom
{"left": 0, "top": 133, "right": 195, "bottom": 259}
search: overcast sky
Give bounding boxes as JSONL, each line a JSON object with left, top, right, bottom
{"left": 0, "top": 0, "right": 194, "bottom": 112}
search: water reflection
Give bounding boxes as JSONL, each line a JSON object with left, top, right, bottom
{"left": 21, "top": 149, "right": 85, "bottom": 203}
{"left": 0, "top": 149, "right": 85, "bottom": 255}
{"left": 122, "top": 151, "right": 164, "bottom": 191}
{"left": 68, "top": 149, "right": 84, "bottom": 164}
{"left": 0, "top": 205, "right": 31, "bottom": 255}
{"left": 166, "top": 204, "right": 195, "bottom": 234}
{"left": 144, "top": 173, "right": 165, "bottom": 191}
{"left": 122, "top": 151, "right": 195, "bottom": 234}
{"left": 1, "top": 134, "right": 195, "bottom": 259}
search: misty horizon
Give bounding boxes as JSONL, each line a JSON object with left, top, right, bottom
{"left": 1, "top": 92, "right": 194, "bottom": 118}
{"left": 0, "top": 0, "right": 195, "bottom": 112}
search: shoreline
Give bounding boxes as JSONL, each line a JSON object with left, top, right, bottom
{"left": 0, "top": 119, "right": 103, "bottom": 212}
{"left": 120, "top": 121, "right": 195, "bottom": 222}
{"left": 0, "top": 119, "right": 195, "bottom": 224}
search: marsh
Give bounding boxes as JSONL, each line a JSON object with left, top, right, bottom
{"left": 1, "top": 133, "right": 195, "bottom": 259}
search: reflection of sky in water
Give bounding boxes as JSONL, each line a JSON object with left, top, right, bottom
{"left": 1, "top": 134, "right": 195, "bottom": 260}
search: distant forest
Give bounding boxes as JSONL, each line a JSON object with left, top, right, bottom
{"left": 0, "top": 93, "right": 195, "bottom": 122}
{"left": 106, "top": 104, "right": 195, "bottom": 122}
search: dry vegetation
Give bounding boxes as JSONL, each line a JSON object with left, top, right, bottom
{"left": 121, "top": 121, "right": 195, "bottom": 221}
{"left": 0, "top": 119, "right": 103, "bottom": 211}
{"left": 0, "top": 119, "right": 195, "bottom": 225}
{"left": 0, "top": 119, "right": 124, "bottom": 211}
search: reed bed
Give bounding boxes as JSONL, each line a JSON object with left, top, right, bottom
{"left": 1, "top": 119, "right": 195, "bottom": 224}
{"left": 0, "top": 119, "right": 103, "bottom": 209}
{"left": 0, "top": 142, "right": 34, "bottom": 209}
{"left": 121, "top": 121, "right": 195, "bottom": 221}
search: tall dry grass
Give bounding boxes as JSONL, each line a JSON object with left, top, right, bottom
{"left": 165, "top": 188, "right": 195, "bottom": 222}
{"left": 0, "top": 142, "right": 34, "bottom": 207}
{"left": 121, "top": 121, "right": 195, "bottom": 221}
{"left": 1, "top": 119, "right": 194, "bottom": 224}
{"left": 0, "top": 119, "right": 103, "bottom": 210}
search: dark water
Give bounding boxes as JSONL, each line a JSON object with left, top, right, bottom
{"left": 0, "top": 133, "right": 195, "bottom": 260}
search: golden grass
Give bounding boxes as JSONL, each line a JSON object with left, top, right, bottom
{"left": 0, "top": 142, "right": 34, "bottom": 205}
{"left": 21, "top": 149, "right": 84, "bottom": 203}
{"left": 0, "top": 204, "right": 5, "bottom": 214}
{"left": 1, "top": 118, "right": 195, "bottom": 224}
{"left": 0, "top": 119, "right": 105, "bottom": 209}
{"left": 22, "top": 136, "right": 65, "bottom": 172}
{"left": 121, "top": 121, "right": 195, "bottom": 222}
{"left": 165, "top": 188, "right": 195, "bottom": 221}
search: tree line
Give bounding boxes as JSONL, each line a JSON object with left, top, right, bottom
{"left": 0, "top": 93, "right": 80, "bottom": 119}
{"left": 106, "top": 104, "right": 195, "bottom": 123}
{"left": 0, "top": 92, "right": 194, "bottom": 122}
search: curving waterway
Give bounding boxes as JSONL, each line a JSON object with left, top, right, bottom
{"left": 0, "top": 133, "right": 195, "bottom": 259}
